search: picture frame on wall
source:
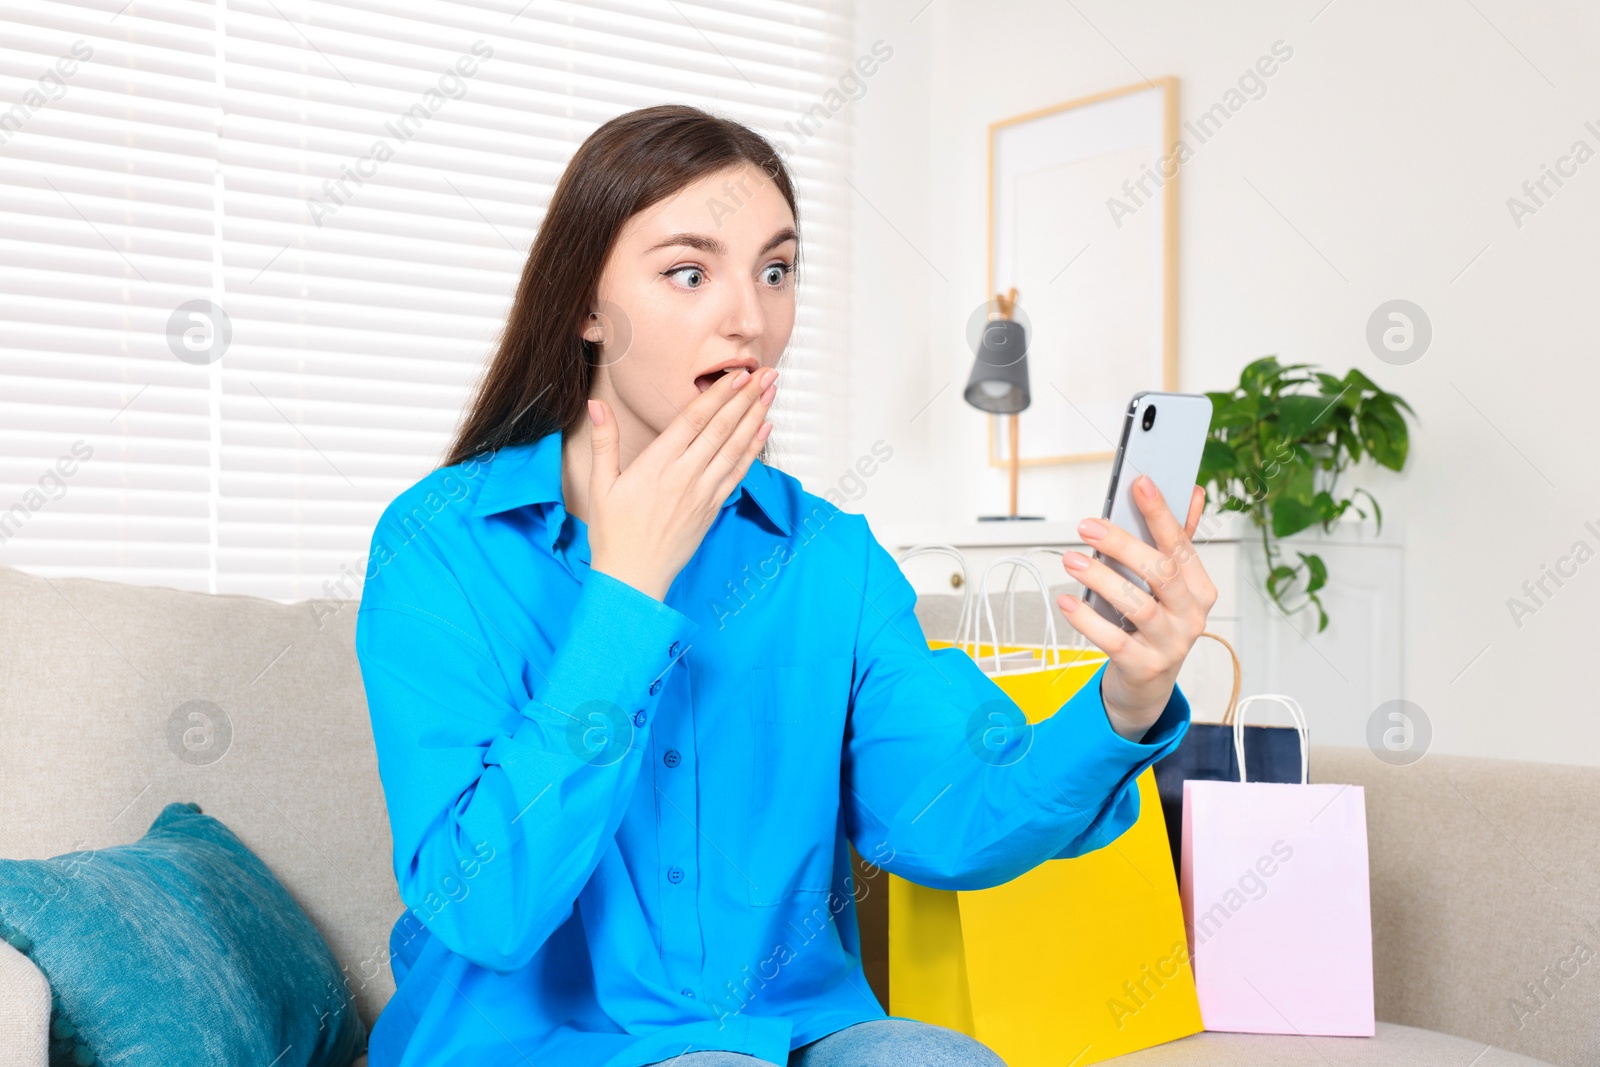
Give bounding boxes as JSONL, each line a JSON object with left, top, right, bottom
{"left": 987, "top": 77, "right": 1181, "bottom": 468}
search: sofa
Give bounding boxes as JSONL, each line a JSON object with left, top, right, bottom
{"left": 0, "top": 562, "right": 1593, "bottom": 1066}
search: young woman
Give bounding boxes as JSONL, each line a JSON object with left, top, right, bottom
{"left": 355, "top": 104, "right": 1215, "bottom": 1067}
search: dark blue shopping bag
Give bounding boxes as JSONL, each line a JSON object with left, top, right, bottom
{"left": 1151, "top": 635, "right": 1307, "bottom": 879}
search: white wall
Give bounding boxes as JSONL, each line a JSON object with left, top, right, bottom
{"left": 846, "top": 0, "right": 1600, "bottom": 767}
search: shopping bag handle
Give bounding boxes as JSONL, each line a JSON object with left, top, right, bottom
{"left": 1201, "top": 631, "right": 1243, "bottom": 726}
{"left": 1004, "top": 547, "right": 1090, "bottom": 653}
{"left": 897, "top": 543, "right": 975, "bottom": 653}
{"left": 1232, "top": 693, "right": 1309, "bottom": 785}
{"left": 965, "top": 555, "right": 1063, "bottom": 672}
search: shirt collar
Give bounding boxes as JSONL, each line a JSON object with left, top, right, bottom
{"left": 468, "top": 431, "right": 794, "bottom": 536}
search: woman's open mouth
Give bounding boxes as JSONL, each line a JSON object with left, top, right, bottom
{"left": 694, "top": 363, "right": 757, "bottom": 393}
{"left": 694, "top": 369, "right": 731, "bottom": 393}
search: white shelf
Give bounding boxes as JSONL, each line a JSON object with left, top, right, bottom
{"left": 877, "top": 510, "right": 1399, "bottom": 554}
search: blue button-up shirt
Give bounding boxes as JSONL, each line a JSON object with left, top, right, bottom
{"left": 354, "top": 430, "right": 1190, "bottom": 1067}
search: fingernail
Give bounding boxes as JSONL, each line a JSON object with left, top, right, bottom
{"left": 1136, "top": 475, "right": 1156, "bottom": 498}
{"left": 760, "top": 383, "right": 775, "bottom": 405}
{"left": 1059, "top": 594, "right": 1079, "bottom": 613}
{"left": 1062, "top": 551, "right": 1089, "bottom": 571}
{"left": 587, "top": 399, "right": 601, "bottom": 425}
{"left": 729, "top": 368, "right": 751, "bottom": 387}
{"left": 760, "top": 367, "right": 778, "bottom": 388}
{"left": 757, "top": 420, "right": 773, "bottom": 440}
{"left": 1078, "top": 518, "right": 1107, "bottom": 540}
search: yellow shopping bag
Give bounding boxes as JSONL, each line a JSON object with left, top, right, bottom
{"left": 888, "top": 554, "right": 1202, "bottom": 1066}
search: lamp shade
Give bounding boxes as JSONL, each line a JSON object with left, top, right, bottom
{"left": 963, "top": 317, "right": 1031, "bottom": 414}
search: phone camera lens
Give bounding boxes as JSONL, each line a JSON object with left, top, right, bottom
{"left": 1142, "top": 405, "right": 1157, "bottom": 431}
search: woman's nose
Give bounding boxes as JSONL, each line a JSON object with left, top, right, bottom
{"left": 722, "top": 281, "right": 766, "bottom": 340}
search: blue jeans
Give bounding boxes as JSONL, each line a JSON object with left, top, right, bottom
{"left": 643, "top": 1018, "right": 1005, "bottom": 1066}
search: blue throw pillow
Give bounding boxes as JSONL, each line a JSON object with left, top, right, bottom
{"left": 0, "top": 801, "right": 364, "bottom": 1067}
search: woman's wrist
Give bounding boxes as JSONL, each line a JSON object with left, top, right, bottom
{"left": 591, "top": 558, "right": 669, "bottom": 602}
{"left": 1099, "top": 671, "right": 1166, "bottom": 743}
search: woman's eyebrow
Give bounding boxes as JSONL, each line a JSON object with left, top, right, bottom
{"left": 644, "top": 227, "right": 799, "bottom": 257}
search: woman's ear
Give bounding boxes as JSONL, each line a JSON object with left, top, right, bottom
{"left": 581, "top": 311, "right": 605, "bottom": 345}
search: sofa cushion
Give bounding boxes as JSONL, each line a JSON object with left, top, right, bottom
{"left": 1103, "top": 1020, "right": 1556, "bottom": 1065}
{"left": 0, "top": 801, "right": 364, "bottom": 1067}
{"left": 0, "top": 562, "right": 400, "bottom": 1032}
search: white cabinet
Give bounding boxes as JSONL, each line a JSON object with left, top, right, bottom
{"left": 876, "top": 512, "right": 1402, "bottom": 751}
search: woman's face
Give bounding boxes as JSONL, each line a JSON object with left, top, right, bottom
{"left": 584, "top": 162, "right": 797, "bottom": 441}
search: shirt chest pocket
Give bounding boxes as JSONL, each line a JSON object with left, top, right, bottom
{"left": 743, "top": 652, "right": 853, "bottom": 906}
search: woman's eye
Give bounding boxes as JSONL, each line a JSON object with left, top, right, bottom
{"left": 764, "top": 263, "right": 794, "bottom": 286}
{"left": 666, "top": 266, "right": 705, "bottom": 289}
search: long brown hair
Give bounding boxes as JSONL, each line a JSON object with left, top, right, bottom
{"left": 440, "top": 104, "right": 800, "bottom": 470}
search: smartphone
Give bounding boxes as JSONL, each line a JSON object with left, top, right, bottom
{"left": 1085, "top": 391, "right": 1213, "bottom": 632}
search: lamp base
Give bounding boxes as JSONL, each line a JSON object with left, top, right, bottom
{"left": 976, "top": 514, "right": 1045, "bottom": 522}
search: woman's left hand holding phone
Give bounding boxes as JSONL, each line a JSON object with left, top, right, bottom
{"left": 584, "top": 367, "right": 778, "bottom": 602}
{"left": 1057, "top": 476, "right": 1217, "bottom": 741}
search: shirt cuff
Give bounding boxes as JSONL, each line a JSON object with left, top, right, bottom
{"left": 1028, "top": 659, "right": 1191, "bottom": 816}
{"left": 522, "top": 568, "right": 700, "bottom": 738}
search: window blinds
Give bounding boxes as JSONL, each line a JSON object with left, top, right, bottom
{"left": 0, "top": 0, "right": 852, "bottom": 599}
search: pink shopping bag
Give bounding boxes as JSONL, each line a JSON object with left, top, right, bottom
{"left": 1180, "top": 694, "right": 1375, "bottom": 1037}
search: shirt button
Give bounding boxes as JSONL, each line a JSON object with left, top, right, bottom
{"left": 663, "top": 748, "right": 681, "bottom": 767}
{"left": 649, "top": 679, "right": 662, "bottom": 695}
{"left": 668, "top": 641, "right": 680, "bottom": 657}
{"left": 633, "top": 709, "right": 647, "bottom": 727}
{"left": 680, "top": 987, "right": 695, "bottom": 998}
{"left": 667, "top": 866, "right": 684, "bottom": 884}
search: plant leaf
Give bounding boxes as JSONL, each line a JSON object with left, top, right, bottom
{"left": 1296, "top": 551, "right": 1328, "bottom": 594}
{"left": 1313, "top": 490, "right": 1344, "bottom": 526}
{"left": 1271, "top": 494, "right": 1318, "bottom": 538}
{"left": 1198, "top": 438, "right": 1238, "bottom": 485}
{"left": 1360, "top": 407, "right": 1408, "bottom": 469}
{"left": 1334, "top": 422, "right": 1362, "bottom": 464}
{"left": 1277, "top": 395, "right": 1334, "bottom": 440}
{"left": 1266, "top": 563, "right": 1297, "bottom": 599}
{"left": 1240, "top": 357, "right": 1283, "bottom": 395}
{"left": 1342, "top": 367, "right": 1383, "bottom": 397}
{"left": 1283, "top": 459, "right": 1314, "bottom": 504}
{"left": 1387, "top": 392, "right": 1417, "bottom": 417}
{"left": 1352, "top": 486, "right": 1383, "bottom": 530}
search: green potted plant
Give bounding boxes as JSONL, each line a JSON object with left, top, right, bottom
{"left": 1197, "top": 356, "right": 1415, "bottom": 632}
